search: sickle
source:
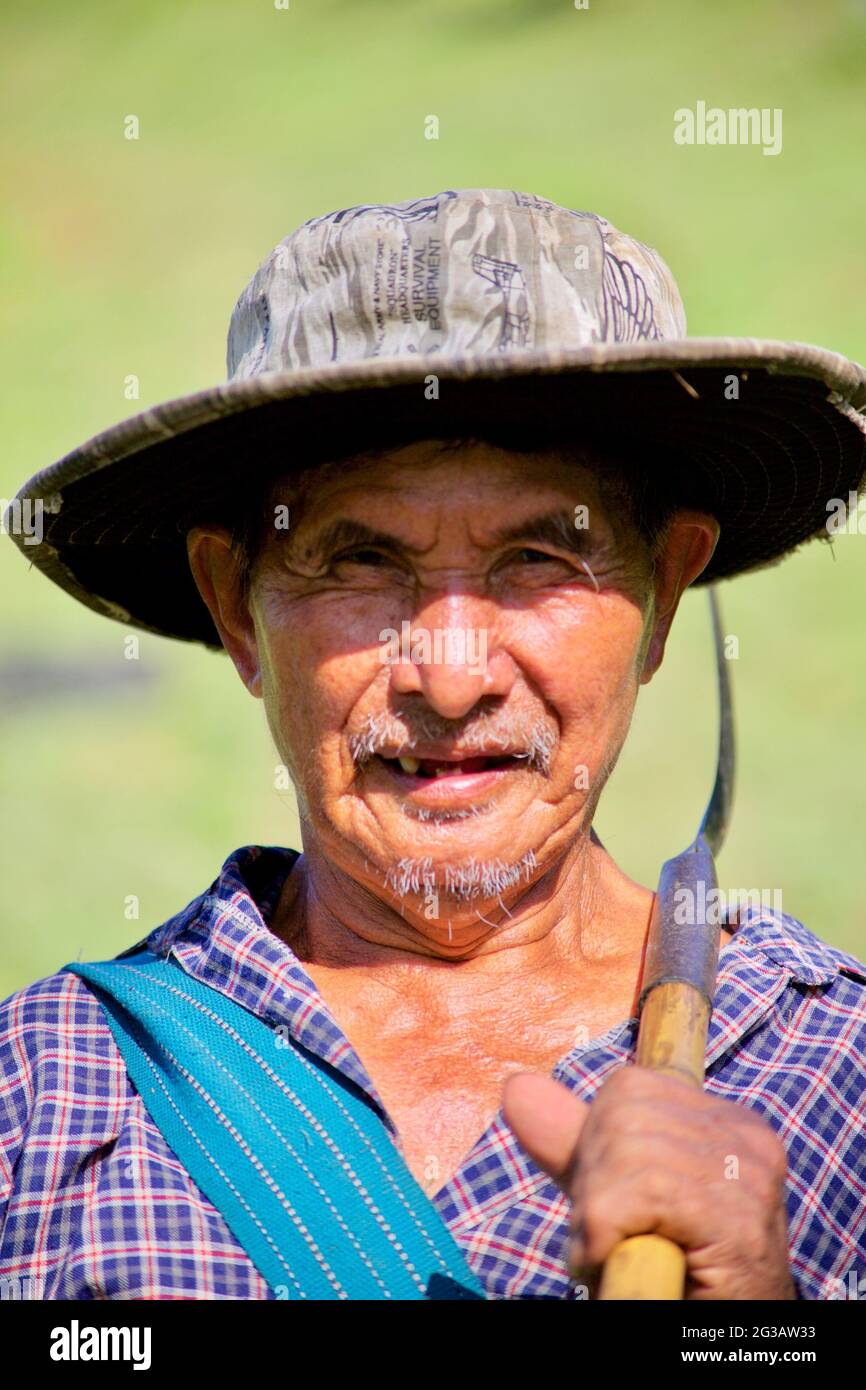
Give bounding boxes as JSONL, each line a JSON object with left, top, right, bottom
{"left": 598, "top": 587, "right": 735, "bottom": 1301}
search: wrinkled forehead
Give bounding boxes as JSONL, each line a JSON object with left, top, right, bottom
{"left": 267, "top": 438, "right": 618, "bottom": 529}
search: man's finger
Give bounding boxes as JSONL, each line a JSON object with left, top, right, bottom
{"left": 502, "top": 1072, "right": 589, "bottom": 1188}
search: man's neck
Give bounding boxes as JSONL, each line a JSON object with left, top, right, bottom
{"left": 270, "top": 831, "right": 657, "bottom": 992}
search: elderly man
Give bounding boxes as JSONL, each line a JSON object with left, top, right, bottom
{"left": 3, "top": 189, "right": 866, "bottom": 1302}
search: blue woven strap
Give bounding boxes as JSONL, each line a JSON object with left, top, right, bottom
{"left": 65, "top": 950, "right": 486, "bottom": 1301}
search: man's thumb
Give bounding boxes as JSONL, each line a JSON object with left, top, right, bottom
{"left": 502, "top": 1072, "right": 589, "bottom": 1189}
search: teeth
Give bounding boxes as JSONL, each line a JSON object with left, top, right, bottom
{"left": 398, "top": 755, "right": 421, "bottom": 774}
{"left": 435, "top": 766, "right": 453, "bottom": 777}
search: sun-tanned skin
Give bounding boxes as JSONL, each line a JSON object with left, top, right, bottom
{"left": 187, "top": 439, "right": 795, "bottom": 1300}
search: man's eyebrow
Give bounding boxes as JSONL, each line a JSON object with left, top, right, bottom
{"left": 288, "top": 511, "right": 600, "bottom": 562}
{"left": 289, "top": 518, "right": 409, "bottom": 562}
{"left": 490, "top": 510, "right": 599, "bottom": 554}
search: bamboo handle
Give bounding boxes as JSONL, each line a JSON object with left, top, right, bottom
{"left": 596, "top": 982, "right": 711, "bottom": 1301}
{"left": 597, "top": 1233, "right": 685, "bottom": 1301}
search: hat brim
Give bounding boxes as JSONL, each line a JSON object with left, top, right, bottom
{"left": 9, "top": 338, "right": 866, "bottom": 648}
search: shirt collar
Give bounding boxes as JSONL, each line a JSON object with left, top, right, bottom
{"left": 141, "top": 844, "right": 392, "bottom": 1117}
{"left": 724, "top": 904, "right": 866, "bottom": 987}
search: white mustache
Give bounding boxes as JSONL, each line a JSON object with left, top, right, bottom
{"left": 347, "top": 709, "right": 558, "bottom": 775}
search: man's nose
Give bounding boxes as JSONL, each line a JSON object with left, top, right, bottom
{"left": 387, "top": 600, "right": 514, "bottom": 720}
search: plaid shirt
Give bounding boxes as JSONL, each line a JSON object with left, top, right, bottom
{"left": 1, "top": 844, "right": 865, "bottom": 1301}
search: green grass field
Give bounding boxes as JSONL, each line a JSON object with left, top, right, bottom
{"left": 2, "top": 0, "right": 865, "bottom": 997}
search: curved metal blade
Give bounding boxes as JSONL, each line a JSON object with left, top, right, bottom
{"left": 640, "top": 586, "right": 737, "bottom": 1003}
{"left": 699, "top": 587, "right": 735, "bottom": 858}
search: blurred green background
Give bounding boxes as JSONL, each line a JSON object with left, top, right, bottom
{"left": 2, "top": 0, "right": 865, "bottom": 998}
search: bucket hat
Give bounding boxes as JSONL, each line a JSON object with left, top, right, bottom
{"left": 8, "top": 187, "right": 866, "bottom": 647}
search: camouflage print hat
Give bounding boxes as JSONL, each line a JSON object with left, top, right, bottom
{"left": 8, "top": 187, "right": 866, "bottom": 648}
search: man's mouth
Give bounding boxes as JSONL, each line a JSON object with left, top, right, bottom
{"left": 375, "top": 752, "right": 523, "bottom": 782}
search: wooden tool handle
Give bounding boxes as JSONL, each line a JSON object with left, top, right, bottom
{"left": 598, "top": 1233, "right": 686, "bottom": 1301}
{"left": 597, "top": 982, "right": 711, "bottom": 1301}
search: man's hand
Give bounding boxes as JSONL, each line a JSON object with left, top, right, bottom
{"left": 503, "top": 1067, "right": 795, "bottom": 1300}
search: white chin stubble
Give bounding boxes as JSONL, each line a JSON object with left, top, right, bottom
{"left": 383, "top": 850, "right": 538, "bottom": 907}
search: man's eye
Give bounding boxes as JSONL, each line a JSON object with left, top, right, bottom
{"left": 333, "top": 547, "right": 389, "bottom": 567}
{"left": 506, "top": 547, "right": 576, "bottom": 569}
{"left": 514, "top": 547, "right": 557, "bottom": 565}
{"left": 497, "top": 547, "right": 593, "bottom": 586}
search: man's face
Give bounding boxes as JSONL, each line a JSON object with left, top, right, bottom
{"left": 189, "top": 439, "right": 717, "bottom": 942}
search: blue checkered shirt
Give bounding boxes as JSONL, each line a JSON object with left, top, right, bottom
{"left": 1, "top": 845, "right": 865, "bottom": 1299}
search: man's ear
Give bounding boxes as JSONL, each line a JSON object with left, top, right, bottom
{"left": 186, "top": 526, "right": 262, "bottom": 697}
{"left": 640, "top": 510, "right": 720, "bottom": 686}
